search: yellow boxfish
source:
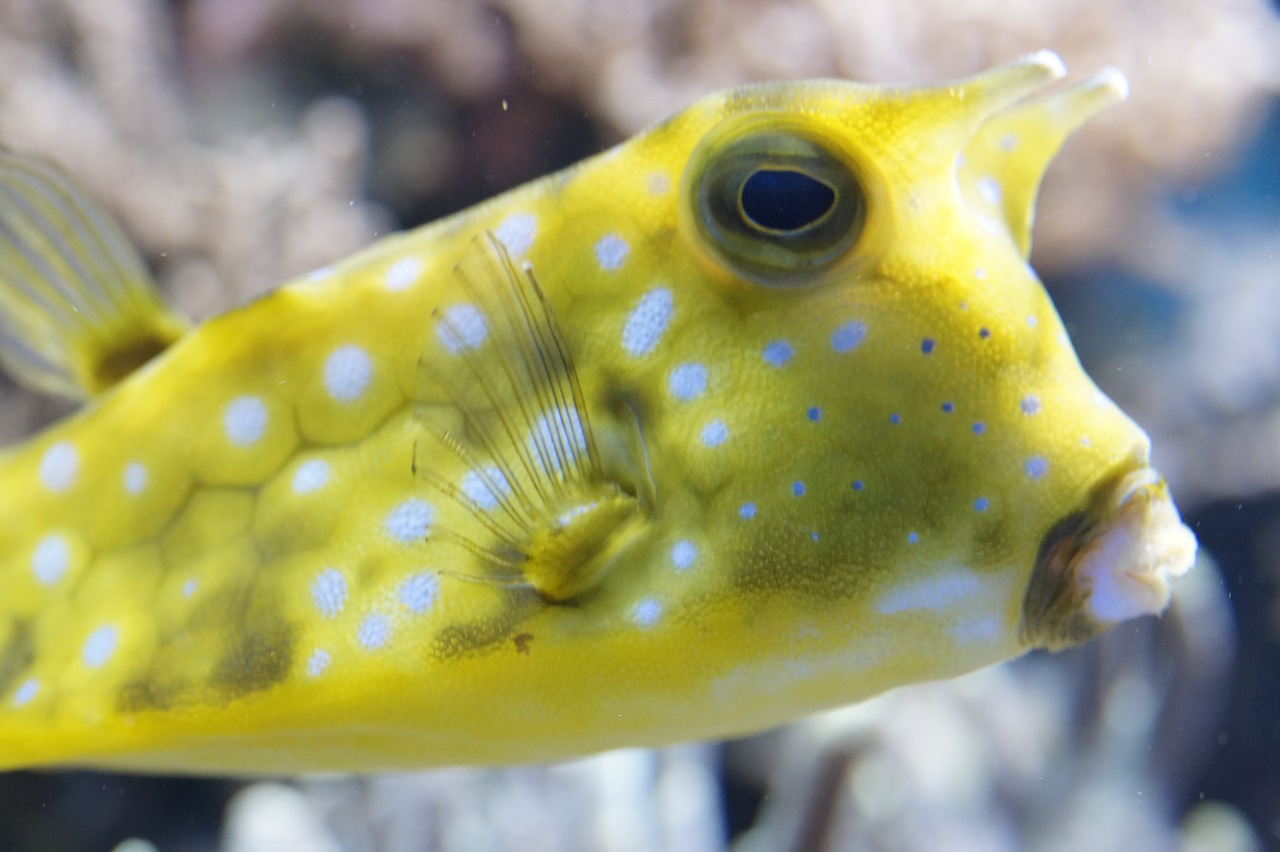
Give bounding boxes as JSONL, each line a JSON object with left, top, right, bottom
{"left": 0, "top": 51, "right": 1195, "bottom": 775}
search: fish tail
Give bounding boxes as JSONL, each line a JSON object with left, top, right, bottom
{"left": 0, "top": 150, "right": 188, "bottom": 399}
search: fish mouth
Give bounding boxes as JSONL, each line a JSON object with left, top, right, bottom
{"left": 1020, "top": 466, "right": 1198, "bottom": 651}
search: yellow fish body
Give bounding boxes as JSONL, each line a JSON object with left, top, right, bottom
{"left": 0, "top": 52, "right": 1195, "bottom": 774}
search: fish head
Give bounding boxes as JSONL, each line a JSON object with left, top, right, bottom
{"left": 567, "top": 51, "right": 1197, "bottom": 696}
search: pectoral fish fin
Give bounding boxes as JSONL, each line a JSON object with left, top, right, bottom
{"left": 0, "top": 151, "right": 188, "bottom": 399}
{"left": 961, "top": 68, "right": 1129, "bottom": 257}
{"left": 417, "top": 233, "right": 646, "bottom": 602}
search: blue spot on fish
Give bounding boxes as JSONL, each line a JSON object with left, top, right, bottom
{"left": 972, "top": 421, "right": 986, "bottom": 435}
{"left": 851, "top": 480, "right": 865, "bottom": 492}
{"left": 974, "top": 497, "right": 989, "bottom": 512}
{"left": 921, "top": 338, "right": 936, "bottom": 354}
{"left": 830, "top": 321, "right": 867, "bottom": 353}
{"left": 1024, "top": 456, "right": 1049, "bottom": 479}
{"left": 763, "top": 340, "right": 794, "bottom": 367}
{"left": 807, "top": 406, "right": 821, "bottom": 422}
{"left": 668, "top": 363, "right": 707, "bottom": 401}
{"left": 791, "top": 481, "right": 806, "bottom": 497}
{"left": 700, "top": 419, "right": 729, "bottom": 447}
{"left": 941, "top": 401, "right": 954, "bottom": 414}
{"left": 738, "top": 502, "right": 757, "bottom": 520}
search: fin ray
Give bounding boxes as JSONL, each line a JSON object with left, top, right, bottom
{"left": 417, "top": 233, "right": 645, "bottom": 600}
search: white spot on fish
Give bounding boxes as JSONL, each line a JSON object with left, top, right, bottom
{"left": 182, "top": 579, "right": 198, "bottom": 597}
{"left": 1024, "top": 456, "right": 1049, "bottom": 479}
{"left": 646, "top": 172, "right": 670, "bottom": 195}
{"left": 831, "top": 321, "right": 866, "bottom": 354}
{"left": 311, "top": 568, "right": 348, "bottom": 617}
{"left": 461, "top": 466, "right": 509, "bottom": 510}
{"left": 671, "top": 540, "right": 697, "bottom": 571}
{"left": 950, "top": 616, "right": 1002, "bottom": 646}
{"left": 224, "top": 396, "right": 267, "bottom": 446}
{"left": 39, "top": 442, "right": 77, "bottom": 492}
{"left": 384, "top": 257, "right": 421, "bottom": 291}
{"left": 358, "top": 612, "right": 391, "bottom": 650}
{"left": 1026, "top": 314, "right": 1039, "bottom": 329}
{"left": 31, "top": 534, "right": 69, "bottom": 586}
{"left": 1020, "top": 394, "right": 1042, "bottom": 415}
{"left": 621, "top": 287, "right": 673, "bottom": 357}
{"left": 123, "top": 461, "right": 148, "bottom": 495}
{"left": 528, "top": 408, "right": 587, "bottom": 475}
{"left": 974, "top": 267, "right": 987, "bottom": 279}
{"left": 323, "top": 344, "right": 373, "bottom": 402}
{"left": 763, "top": 340, "right": 794, "bottom": 367}
{"left": 438, "top": 303, "right": 489, "bottom": 352}
{"left": 999, "top": 133, "right": 1018, "bottom": 152}
{"left": 876, "top": 569, "right": 982, "bottom": 615}
{"left": 306, "top": 649, "right": 331, "bottom": 677}
{"left": 82, "top": 624, "right": 118, "bottom": 669}
{"left": 385, "top": 499, "right": 434, "bottom": 543}
{"left": 399, "top": 573, "right": 439, "bottom": 614}
{"left": 700, "top": 419, "right": 728, "bottom": 448}
{"left": 977, "top": 175, "right": 1002, "bottom": 205}
{"left": 292, "top": 459, "right": 330, "bottom": 494}
{"left": 494, "top": 212, "right": 537, "bottom": 257}
{"left": 10, "top": 678, "right": 38, "bottom": 708}
{"left": 668, "top": 363, "right": 707, "bottom": 401}
{"left": 594, "top": 234, "right": 629, "bottom": 271}
{"left": 632, "top": 597, "right": 662, "bottom": 627}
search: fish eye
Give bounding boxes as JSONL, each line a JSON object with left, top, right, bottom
{"left": 687, "top": 125, "right": 867, "bottom": 285}
{"left": 739, "top": 168, "right": 837, "bottom": 233}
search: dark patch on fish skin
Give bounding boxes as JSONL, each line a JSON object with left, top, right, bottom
{"left": 0, "top": 618, "right": 34, "bottom": 699}
{"left": 970, "top": 513, "right": 1012, "bottom": 565}
{"left": 200, "top": 579, "right": 296, "bottom": 700}
{"left": 114, "top": 582, "right": 296, "bottom": 713}
{"left": 210, "top": 619, "right": 294, "bottom": 699}
{"left": 513, "top": 633, "right": 534, "bottom": 655}
{"left": 92, "top": 332, "right": 177, "bottom": 392}
{"left": 117, "top": 678, "right": 177, "bottom": 713}
{"left": 433, "top": 620, "right": 518, "bottom": 660}
{"left": 432, "top": 590, "right": 543, "bottom": 660}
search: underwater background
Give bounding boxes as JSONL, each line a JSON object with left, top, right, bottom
{"left": 0, "top": 0, "right": 1277, "bottom": 849}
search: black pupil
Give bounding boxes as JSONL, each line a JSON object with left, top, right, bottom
{"left": 740, "top": 168, "right": 835, "bottom": 233}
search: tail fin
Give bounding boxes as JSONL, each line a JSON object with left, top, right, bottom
{"left": 0, "top": 151, "right": 188, "bottom": 399}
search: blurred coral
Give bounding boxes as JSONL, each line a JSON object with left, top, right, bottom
{"left": 0, "top": 0, "right": 384, "bottom": 319}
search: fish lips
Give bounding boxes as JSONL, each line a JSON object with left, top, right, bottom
{"left": 1020, "top": 466, "right": 1198, "bottom": 651}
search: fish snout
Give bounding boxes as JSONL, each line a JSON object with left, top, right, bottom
{"left": 1020, "top": 466, "right": 1198, "bottom": 651}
